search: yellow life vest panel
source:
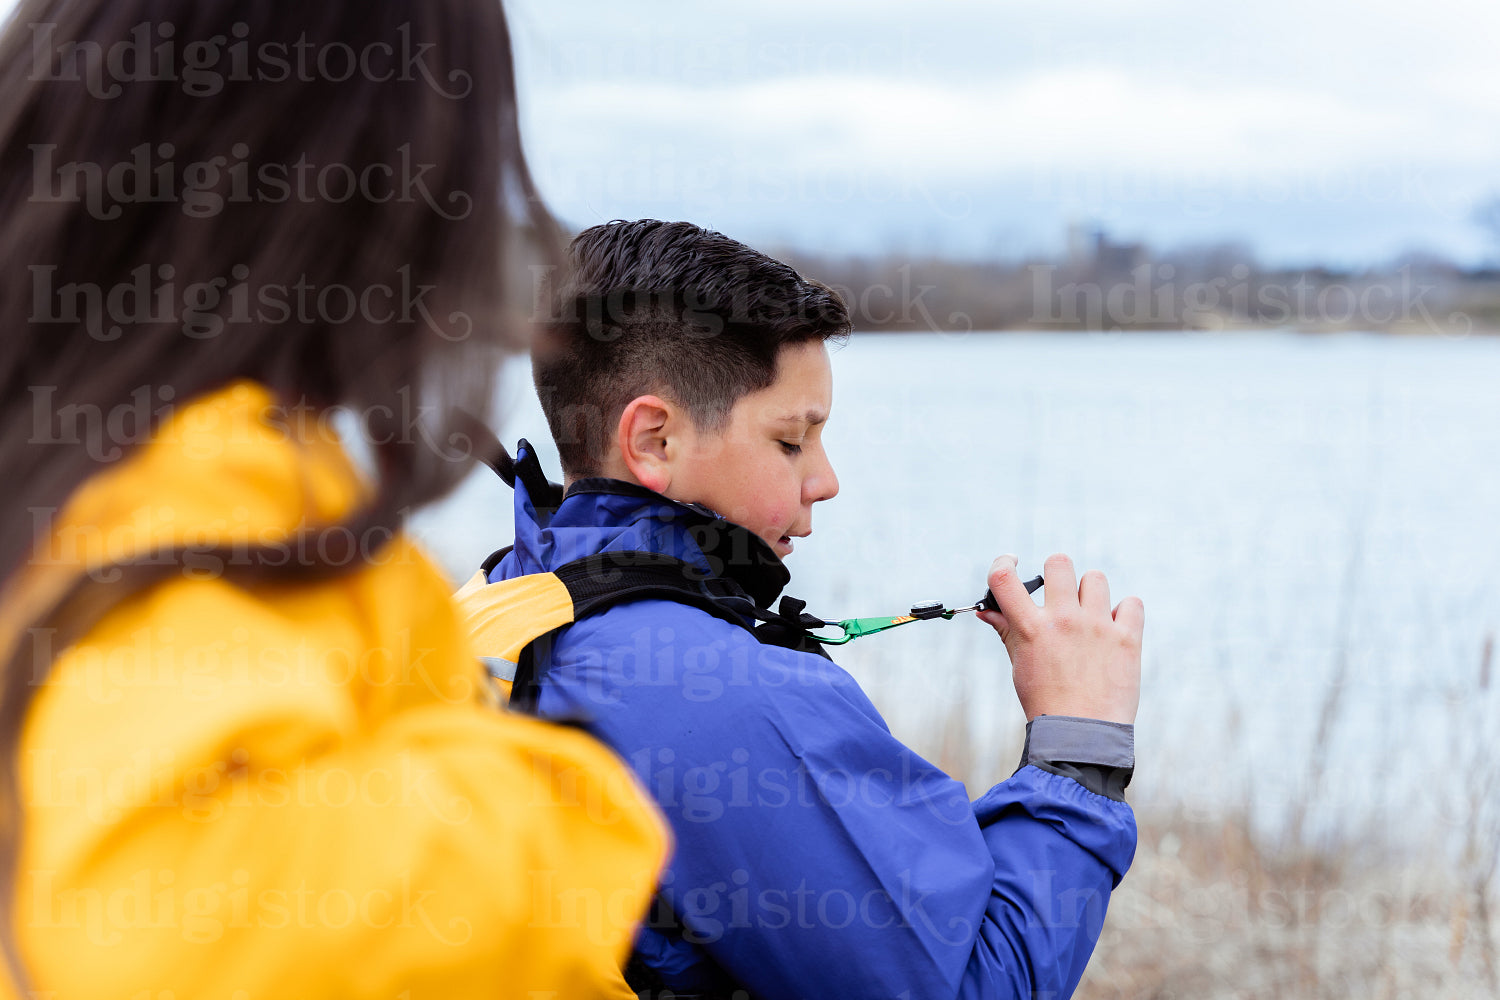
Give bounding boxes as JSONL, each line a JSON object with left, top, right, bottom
{"left": 452, "top": 549, "right": 789, "bottom": 711}
{"left": 452, "top": 567, "right": 574, "bottom": 705}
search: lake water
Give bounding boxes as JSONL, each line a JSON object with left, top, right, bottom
{"left": 411, "top": 332, "right": 1500, "bottom": 850}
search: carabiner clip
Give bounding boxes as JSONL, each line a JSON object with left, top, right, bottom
{"left": 806, "top": 577, "right": 1043, "bottom": 645}
{"left": 809, "top": 600, "right": 950, "bottom": 645}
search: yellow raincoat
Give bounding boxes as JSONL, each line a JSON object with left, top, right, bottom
{"left": 4, "top": 381, "right": 668, "bottom": 998}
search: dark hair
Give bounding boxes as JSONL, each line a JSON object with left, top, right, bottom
{"left": 0, "top": 0, "right": 553, "bottom": 984}
{"left": 533, "top": 219, "right": 851, "bottom": 478}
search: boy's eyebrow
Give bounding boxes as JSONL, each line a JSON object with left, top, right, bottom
{"left": 775, "top": 409, "right": 828, "bottom": 425}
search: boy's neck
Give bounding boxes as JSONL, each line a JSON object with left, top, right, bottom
{"left": 581, "top": 453, "right": 644, "bottom": 492}
{"left": 565, "top": 462, "right": 723, "bottom": 522}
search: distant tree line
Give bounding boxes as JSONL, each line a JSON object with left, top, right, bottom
{"left": 770, "top": 201, "right": 1500, "bottom": 335}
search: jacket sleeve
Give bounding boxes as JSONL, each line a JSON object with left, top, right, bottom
{"left": 18, "top": 569, "right": 669, "bottom": 1000}
{"left": 546, "top": 602, "right": 1135, "bottom": 1000}
{"left": 958, "top": 719, "right": 1136, "bottom": 999}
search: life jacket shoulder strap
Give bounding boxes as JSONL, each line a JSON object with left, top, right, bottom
{"left": 458, "top": 551, "right": 761, "bottom": 711}
{"left": 551, "top": 551, "right": 753, "bottom": 624}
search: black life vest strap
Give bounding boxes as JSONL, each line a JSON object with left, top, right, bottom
{"left": 502, "top": 550, "right": 830, "bottom": 713}
{"left": 479, "top": 544, "right": 513, "bottom": 578}
{"left": 554, "top": 551, "right": 753, "bottom": 622}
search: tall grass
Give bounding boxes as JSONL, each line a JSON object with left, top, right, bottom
{"left": 1080, "top": 629, "right": 1500, "bottom": 999}
{"left": 874, "top": 613, "right": 1500, "bottom": 999}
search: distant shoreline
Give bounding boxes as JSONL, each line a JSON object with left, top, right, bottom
{"left": 780, "top": 247, "right": 1499, "bottom": 338}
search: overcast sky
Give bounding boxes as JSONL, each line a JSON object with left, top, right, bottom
{"left": 504, "top": 0, "right": 1500, "bottom": 266}
{"left": 7, "top": 1, "right": 1497, "bottom": 266}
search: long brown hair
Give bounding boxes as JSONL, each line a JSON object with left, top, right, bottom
{"left": 0, "top": 0, "right": 554, "bottom": 983}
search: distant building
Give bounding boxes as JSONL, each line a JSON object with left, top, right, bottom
{"left": 1066, "top": 222, "right": 1146, "bottom": 275}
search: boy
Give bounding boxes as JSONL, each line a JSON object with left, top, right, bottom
{"left": 489, "top": 220, "right": 1144, "bottom": 999}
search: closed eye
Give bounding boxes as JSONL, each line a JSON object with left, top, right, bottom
{"left": 779, "top": 441, "right": 803, "bottom": 455}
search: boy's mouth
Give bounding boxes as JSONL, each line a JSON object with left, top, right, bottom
{"left": 776, "top": 531, "right": 807, "bottom": 556}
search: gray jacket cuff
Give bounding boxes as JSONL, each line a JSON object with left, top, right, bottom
{"left": 1019, "top": 715, "right": 1135, "bottom": 801}
{"left": 1022, "top": 715, "right": 1134, "bottom": 769}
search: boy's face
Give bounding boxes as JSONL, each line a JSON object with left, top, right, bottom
{"left": 669, "top": 341, "right": 839, "bottom": 558}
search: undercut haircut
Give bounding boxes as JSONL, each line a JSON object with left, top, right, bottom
{"left": 533, "top": 220, "right": 851, "bottom": 478}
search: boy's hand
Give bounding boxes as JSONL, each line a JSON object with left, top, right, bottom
{"left": 977, "top": 554, "right": 1143, "bottom": 725}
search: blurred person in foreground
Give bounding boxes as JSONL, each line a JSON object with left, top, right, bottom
{"left": 0, "top": 2, "right": 668, "bottom": 997}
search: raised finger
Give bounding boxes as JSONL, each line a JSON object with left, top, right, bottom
{"left": 987, "top": 555, "right": 1039, "bottom": 633}
{"left": 1079, "top": 569, "right": 1111, "bottom": 616}
{"left": 1043, "top": 553, "right": 1078, "bottom": 610}
{"left": 1112, "top": 596, "right": 1145, "bottom": 641}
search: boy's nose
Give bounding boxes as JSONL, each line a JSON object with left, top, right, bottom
{"left": 807, "top": 453, "right": 839, "bottom": 503}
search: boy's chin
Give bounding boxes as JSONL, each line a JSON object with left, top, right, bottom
{"left": 773, "top": 535, "right": 794, "bottom": 558}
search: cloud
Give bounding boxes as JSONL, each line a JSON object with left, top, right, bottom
{"left": 526, "top": 68, "right": 1498, "bottom": 185}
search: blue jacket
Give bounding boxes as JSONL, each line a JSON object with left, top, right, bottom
{"left": 491, "top": 456, "right": 1137, "bottom": 999}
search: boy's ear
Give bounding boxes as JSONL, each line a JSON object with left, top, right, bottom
{"left": 616, "top": 395, "right": 675, "bottom": 494}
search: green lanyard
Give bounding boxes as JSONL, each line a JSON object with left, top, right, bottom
{"left": 808, "top": 576, "right": 1044, "bottom": 645}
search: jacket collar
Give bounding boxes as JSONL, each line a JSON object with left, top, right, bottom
{"left": 508, "top": 447, "right": 790, "bottom": 608}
